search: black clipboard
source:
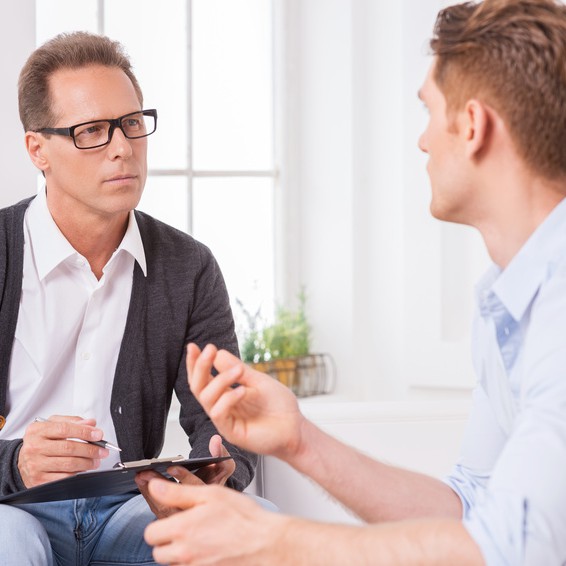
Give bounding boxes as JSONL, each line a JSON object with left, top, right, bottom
{"left": 0, "top": 455, "right": 231, "bottom": 505}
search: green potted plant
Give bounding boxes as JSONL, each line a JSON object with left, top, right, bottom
{"left": 237, "top": 290, "right": 312, "bottom": 391}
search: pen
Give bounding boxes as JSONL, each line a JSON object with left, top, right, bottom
{"left": 33, "top": 417, "right": 122, "bottom": 452}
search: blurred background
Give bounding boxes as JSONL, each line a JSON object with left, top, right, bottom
{"left": 1, "top": 0, "right": 489, "bottom": 404}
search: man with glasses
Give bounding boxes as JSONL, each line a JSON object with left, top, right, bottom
{"left": 0, "top": 31, "right": 256, "bottom": 565}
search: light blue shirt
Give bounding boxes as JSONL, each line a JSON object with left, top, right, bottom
{"left": 446, "top": 197, "right": 566, "bottom": 565}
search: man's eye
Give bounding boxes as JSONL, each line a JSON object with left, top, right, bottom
{"left": 76, "top": 124, "right": 104, "bottom": 137}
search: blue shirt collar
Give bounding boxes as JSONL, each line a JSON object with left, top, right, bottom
{"left": 477, "top": 196, "right": 566, "bottom": 322}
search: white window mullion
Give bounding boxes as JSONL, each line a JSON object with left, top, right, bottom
{"left": 97, "top": 0, "right": 104, "bottom": 34}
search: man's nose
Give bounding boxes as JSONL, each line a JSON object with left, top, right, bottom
{"left": 107, "top": 125, "right": 133, "bottom": 157}
{"left": 418, "top": 131, "right": 428, "bottom": 153}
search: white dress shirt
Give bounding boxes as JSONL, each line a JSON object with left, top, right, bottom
{"left": 1, "top": 188, "right": 146, "bottom": 470}
{"left": 446, "top": 197, "right": 566, "bottom": 565}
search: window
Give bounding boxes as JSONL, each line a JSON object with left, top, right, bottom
{"left": 37, "top": 0, "right": 277, "bottom": 336}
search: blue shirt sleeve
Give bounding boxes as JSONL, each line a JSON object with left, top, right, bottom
{"left": 446, "top": 264, "right": 566, "bottom": 566}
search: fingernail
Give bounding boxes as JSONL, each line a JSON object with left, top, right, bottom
{"left": 169, "top": 467, "right": 183, "bottom": 478}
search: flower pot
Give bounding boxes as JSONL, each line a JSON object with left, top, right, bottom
{"left": 251, "top": 354, "right": 335, "bottom": 397}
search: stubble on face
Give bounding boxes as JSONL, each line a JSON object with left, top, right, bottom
{"left": 42, "top": 65, "right": 148, "bottom": 226}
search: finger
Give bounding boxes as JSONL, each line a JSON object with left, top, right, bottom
{"left": 136, "top": 469, "right": 165, "bottom": 487}
{"left": 30, "top": 454, "right": 103, "bottom": 474}
{"left": 208, "top": 385, "right": 246, "bottom": 422}
{"left": 137, "top": 471, "right": 185, "bottom": 519}
{"left": 147, "top": 478, "right": 213, "bottom": 510}
{"left": 185, "top": 342, "right": 202, "bottom": 377}
{"left": 195, "top": 459, "right": 236, "bottom": 485}
{"left": 196, "top": 364, "right": 245, "bottom": 412}
{"left": 186, "top": 343, "right": 217, "bottom": 396}
{"left": 47, "top": 415, "right": 98, "bottom": 426}
{"left": 213, "top": 348, "right": 249, "bottom": 373}
{"left": 33, "top": 418, "right": 104, "bottom": 444}
{"left": 152, "top": 540, "right": 192, "bottom": 566}
{"left": 208, "top": 434, "right": 225, "bottom": 457}
{"left": 144, "top": 514, "right": 177, "bottom": 547}
{"left": 194, "top": 438, "right": 234, "bottom": 484}
{"left": 168, "top": 466, "right": 203, "bottom": 485}
{"left": 35, "top": 437, "right": 108, "bottom": 460}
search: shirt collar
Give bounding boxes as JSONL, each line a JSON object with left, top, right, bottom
{"left": 119, "top": 210, "right": 147, "bottom": 276}
{"left": 476, "top": 196, "right": 566, "bottom": 322}
{"left": 27, "top": 187, "right": 147, "bottom": 281}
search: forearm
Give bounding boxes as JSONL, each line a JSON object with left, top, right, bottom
{"left": 284, "top": 419, "right": 462, "bottom": 523}
{"left": 277, "top": 515, "right": 484, "bottom": 566}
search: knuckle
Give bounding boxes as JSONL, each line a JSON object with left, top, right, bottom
{"left": 59, "top": 457, "right": 84, "bottom": 473}
{"left": 61, "top": 440, "right": 76, "bottom": 455}
{"left": 55, "top": 421, "right": 72, "bottom": 438}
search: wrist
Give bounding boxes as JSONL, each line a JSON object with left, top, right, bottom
{"left": 278, "top": 416, "right": 319, "bottom": 471}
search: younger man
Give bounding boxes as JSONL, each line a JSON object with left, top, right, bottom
{"left": 145, "top": 1, "right": 566, "bottom": 564}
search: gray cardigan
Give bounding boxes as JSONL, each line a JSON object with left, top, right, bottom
{"left": 0, "top": 197, "right": 256, "bottom": 495}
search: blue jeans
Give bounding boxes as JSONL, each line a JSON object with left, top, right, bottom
{"left": 0, "top": 492, "right": 156, "bottom": 566}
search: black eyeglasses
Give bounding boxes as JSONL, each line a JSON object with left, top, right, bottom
{"left": 35, "top": 109, "right": 158, "bottom": 149}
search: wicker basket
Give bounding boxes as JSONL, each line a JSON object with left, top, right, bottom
{"left": 252, "top": 353, "right": 335, "bottom": 397}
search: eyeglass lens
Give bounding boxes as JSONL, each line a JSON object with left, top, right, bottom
{"left": 74, "top": 112, "right": 155, "bottom": 148}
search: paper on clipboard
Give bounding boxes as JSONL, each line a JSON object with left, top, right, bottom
{"left": 0, "top": 455, "right": 232, "bottom": 505}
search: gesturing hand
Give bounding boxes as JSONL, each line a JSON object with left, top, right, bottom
{"left": 186, "top": 343, "right": 306, "bottom": 460}
{"left": 144, "top": 480, "right": 287, "bottom": 565}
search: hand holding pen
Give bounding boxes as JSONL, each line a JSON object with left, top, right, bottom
{"left": 34, "top": 417, "right": 121, "bottom": 451}
{"left": 18, "top": 415, "right": 121, "bottom": 489}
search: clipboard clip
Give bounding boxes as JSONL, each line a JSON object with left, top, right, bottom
{"left": 113, "top": 455, "right": 186, "bottom": 469}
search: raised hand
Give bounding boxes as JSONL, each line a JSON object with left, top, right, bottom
{"left": 186, "top": 343, "right": 306, "bottom": 459}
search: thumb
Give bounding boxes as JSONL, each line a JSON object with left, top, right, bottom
{"left": 213, "top": 349, "right": 244, "bottom": 373}
{"left": 147, "top": 478, "right": 208, "bottom": 509}
{"left": 209, "top": 434, "right": 230, "bottom": 457}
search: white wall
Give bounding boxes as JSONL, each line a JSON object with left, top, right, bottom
{"left": 0, "top": 0, "right": 37, "bottom": 208}
{"left": 279, "top": 0, "right": 488, "bottom": 401}
{"left": 260, "top": 399, "right": 469, "bottom": 523}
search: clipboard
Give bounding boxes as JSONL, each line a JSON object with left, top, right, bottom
{"left": 0, "top": 455, "right": 232, "bottom": 505}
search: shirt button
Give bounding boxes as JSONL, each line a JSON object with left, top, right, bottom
{"left": 82, "top": 352, "right": 91, "bottom": 360}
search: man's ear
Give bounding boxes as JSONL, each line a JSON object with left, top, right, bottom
{"left": 462, "top": 99, "right": 491, "bottom": 159}
{"left": 25, "top": 132, "right": 49, "bottom": 172}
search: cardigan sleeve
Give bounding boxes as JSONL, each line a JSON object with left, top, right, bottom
{"left": 0, "top": 199, "right": 31, "bottom": 496}
{"left": 174, "top": 242, "right": 257, "bottom": 491}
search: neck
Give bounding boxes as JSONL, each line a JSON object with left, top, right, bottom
{"left": 475, "top": 175, "right": 565, "bottom": 268}
{"left": 46, "top": 200, "right": 130, "bottom": 280}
